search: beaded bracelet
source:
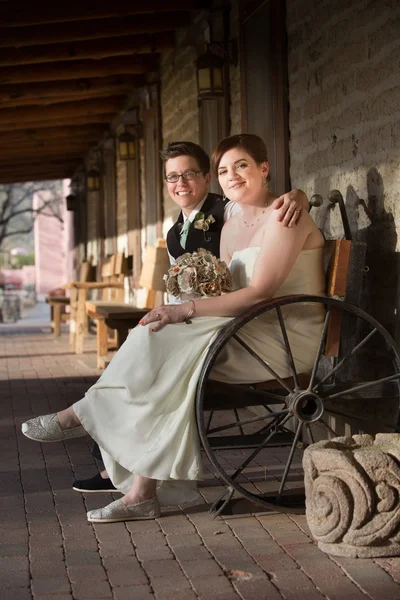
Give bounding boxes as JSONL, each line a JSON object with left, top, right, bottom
{"left": 184, "top": 299, "right": 196, "bottom": 324}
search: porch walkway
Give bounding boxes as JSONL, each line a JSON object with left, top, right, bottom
{"left": 1, "top": 307, "right": 400, "bottom": 600}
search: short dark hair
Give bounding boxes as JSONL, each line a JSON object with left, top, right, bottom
{"left": 160, "top": 141, "right": 210, "bottom": 175}
{"left": 211, "top": 134, "right": 269, "bottom": 177}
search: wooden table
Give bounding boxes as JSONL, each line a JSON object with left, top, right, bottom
{"left": 86, "top": 302, "right": 148, "bottom": 368}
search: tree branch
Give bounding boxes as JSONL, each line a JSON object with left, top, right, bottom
{"left": 0, "top": 181, "right": 64, "bottom": 250}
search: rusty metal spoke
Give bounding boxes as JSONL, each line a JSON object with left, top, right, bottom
{"left": 205, "top": 409, "right": 214, "bottom": 433}
{"left": 305, "top": 423, "right": 315, "bottom": 445}
{"left": 323, "top": 372, "right": 400, "bottom": 400}
{"left": 276, "top": 420, "right": 303, "bottom": 502}
{"left": 308, "top": 309, "right": 331, "bottom": 390}
{"left": 233, "top": 333, "right": 293, "bottom": 393}
{"left": 276, "top": 305, "right": 299, "bottom": 388}
{"left": 313, "top": 329, "right": 378, "bottom": 392}
{"left": 207, "top": 409, "right": 290, "bottom": 435}
{"left": 228, "top": 413, "right": 292, "bottom": 482}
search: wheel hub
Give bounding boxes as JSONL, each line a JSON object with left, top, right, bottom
{"left": 289, "top": 390, "right": 324, "bottom": 423}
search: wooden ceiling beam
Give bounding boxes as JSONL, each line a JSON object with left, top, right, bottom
{"left": 0, "top": 90, "right": 131, "bottom": 109}
{"left": 0, "top": 1, "right": 204, "bottom": 27}
{"left": 0, "top": 151, "right": 91, "bottom": 167}
{"left": 0, "top": 171, "right": 74, "bottom": 184}
{"left": 0, "top": 161, "right": 80, "bottom": 179}
{"left": 0, "top": 12, "right": 190, "bottom": 48}
{"left": 0, "top": 113, "right": 116, "bottom": 133}
{"left": 0, "top": 142, "right": 100, "bottom": 159}
{"left": 0, "top": 56, "right": 159, "bottom": 85}
{"left": 0, "top": 32, "right": 174, "bottom": 67}
{"left": 0, "top": 136, "right": 100, "bottom": 152}
{"left": 0, "top": 157, "right": 82, "bottom": 170}
{"left": 0, "top": 97, "right": 124, "bottom": 128}
{"left": 0, "top": 125, "right": 110, "bottom": 144}
{"left": 0, "top": 76, "right": 142, "bottom": 105}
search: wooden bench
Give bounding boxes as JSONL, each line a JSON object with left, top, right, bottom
{"left": 196, "top": 236, "right": 370, "bottom": 516}
{"left": 68, "top": 252, "right": 130, "bottom": 355}
{"left": 86, "top": 305, "right": 148, "bottom": 369}
{"left": 86, "top": 241, "right": 170, "bottom": 369}
{"left": 46, "top": 258, "right": 93, "bottom": 337}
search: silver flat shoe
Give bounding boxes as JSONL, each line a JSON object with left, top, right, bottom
{"left": 87, "top": 497, "right": 161, "bottom": 523}
{"left": 21, "top": 413, "right": 87, "bottom": 443}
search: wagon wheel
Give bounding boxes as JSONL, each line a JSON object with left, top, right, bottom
{"left": 196, "top": 296, "right": 400, "bottom": 514}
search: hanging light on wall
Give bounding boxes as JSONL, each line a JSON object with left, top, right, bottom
{"left": 117, "top": 129, "right": 136, "bottom": 160}
{"left": 195, "top": 40, "right": 237, "bottom": 100}
{"left": 66, "top": 194, "right": 77, "bottom": 211}
{"left": 86, "top": 168, "right": 100, "bottom": 191}
{"left": 196, "top": 50, "right": 225, "bottom": 100}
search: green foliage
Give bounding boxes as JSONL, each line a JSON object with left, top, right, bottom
{"left": 0, "top": 252, "right": 34, "bottom": 268}
{"left": 13, "top": 253, "right": 35, "bottom": 268}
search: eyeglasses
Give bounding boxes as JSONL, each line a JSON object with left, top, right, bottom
{"left": 165, "top": 170, "right": 203, "bottom": 183}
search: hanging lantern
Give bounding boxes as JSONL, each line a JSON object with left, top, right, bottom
{"left": 86, "top": 169, "right": 100, "bottom": 191}
{"left": 195, "top": 50, "right": 225, "bottom": 100}
{"left": 66, "top": 194, "right": 77, "bottom": 211}
{"left": 118, "top": 130, "right": 136, "bottom": 160}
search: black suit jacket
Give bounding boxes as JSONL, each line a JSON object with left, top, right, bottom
{"left": 166, "top": 193, "right": 226, "bottom": 260}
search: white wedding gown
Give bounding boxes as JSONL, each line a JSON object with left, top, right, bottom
{"left": 74, "top": 247, "right": 325, "bottom": 506}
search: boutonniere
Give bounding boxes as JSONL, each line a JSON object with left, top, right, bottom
{"left": 193, "top": 212, "right": 216, "bottom": 242}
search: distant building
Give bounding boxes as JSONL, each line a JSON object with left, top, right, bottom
{"left": 34, "top": 181, "right": 74, "bottom": 299}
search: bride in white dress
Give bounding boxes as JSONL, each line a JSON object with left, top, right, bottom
{"left": 22, "top": 134, "right": 325, "bottom": 523}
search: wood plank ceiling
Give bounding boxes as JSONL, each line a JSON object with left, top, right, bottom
{"left": 0, "top": 1, "right": 206, "bottom": 184}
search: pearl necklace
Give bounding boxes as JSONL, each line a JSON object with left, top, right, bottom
{"left": 243, "top": 208, "right": 266, "bottom": 228}
{"left": 242, "top": 194, "right": 271, "bottom": 228}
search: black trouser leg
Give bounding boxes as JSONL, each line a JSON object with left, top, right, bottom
{"left": 91, "top": 442, "right": 102, "bottom": 461}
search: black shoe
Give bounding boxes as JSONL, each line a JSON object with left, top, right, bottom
{"left": 72, "top": 472, "right": 118, "bottom": 493}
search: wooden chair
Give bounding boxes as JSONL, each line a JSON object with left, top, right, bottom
{"left": 86, "top": 240, "right": 170, "bottom": 369}
{"left": 46, "top": 257, "right": 93, "bottom": 337}
{"left": 68, "top": 252, "right": 129, "bottom": 354}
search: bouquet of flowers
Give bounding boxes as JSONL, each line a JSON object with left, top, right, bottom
{"left": 164, "top": 248, "right": 232, "bottom": 299}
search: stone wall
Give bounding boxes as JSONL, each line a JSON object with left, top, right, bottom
{"left": 86, "top": 191, "right": 98, "bottom": 265}
{"left": 160, "top": 45, "right": 200, "bottom": 234}
{"left": 229, "top": 0, "right": 242, "bottom": 135}
{"left": 116, "top": 158, "right": 128, "bottom": 254}
{"left": 286, "top": 0, "right": 400, "bottom": 337}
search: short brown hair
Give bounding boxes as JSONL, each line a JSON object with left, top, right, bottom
{"left": 160, "top": 141, "right": 210, "bottom": 176}
{"left": 211, "top": 134, "right": 269, "bottom": 177}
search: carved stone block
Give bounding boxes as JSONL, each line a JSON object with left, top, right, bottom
{"left": 304, "top": 433, "right": 400, "bottom": 557}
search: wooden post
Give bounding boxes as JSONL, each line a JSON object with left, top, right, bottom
{"left": 97, "top": 319, "right": 109, "bottom": 369}
{"left": 53, "top": 303, "right": 62, "bottom": 337}
{"left": 69, "top": 288, "right": 77, "bottom": 347}
{"left": 115, "top": 324, "right": 130, "bottom": 348}
{"left": 74, "top": 288, "right": 87, "bottom": 354}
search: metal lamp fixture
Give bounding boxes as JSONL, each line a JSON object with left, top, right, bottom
{"left": 196, "top": 49, "right": 225, "bottom": 100}
{"left": 118, "top": 129, "right": 136, "bottom": 161}
{"left": 66, "top": 194, "right": 77, "bottom": 211}
{"left": 86, "top": 168, "right": 100, "bottom": 191}
{"left": 195, "top": 40, "right": 237, "bottom": 100}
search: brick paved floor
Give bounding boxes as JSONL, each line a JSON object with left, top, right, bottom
{"left": 1, "top": 312, "right": 400, "bottom": 599}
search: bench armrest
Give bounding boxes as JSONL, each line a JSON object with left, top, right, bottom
{"left": 71, "top": 282, "right": 124, "bottom": 290}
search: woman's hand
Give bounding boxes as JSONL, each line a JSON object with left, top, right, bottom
{"left": 139, "top": 303, "right": 189, "bottom": 332}
{"left": 273, "top": 189, "right": 309, "bottom": 228}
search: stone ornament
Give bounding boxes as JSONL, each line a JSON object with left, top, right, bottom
{"left": 304, "top": 433, "right": 400, "bottom": 557}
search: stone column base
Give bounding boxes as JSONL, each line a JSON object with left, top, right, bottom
{"left": 304, "top": 433, "right": 400, "bottom": 558}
